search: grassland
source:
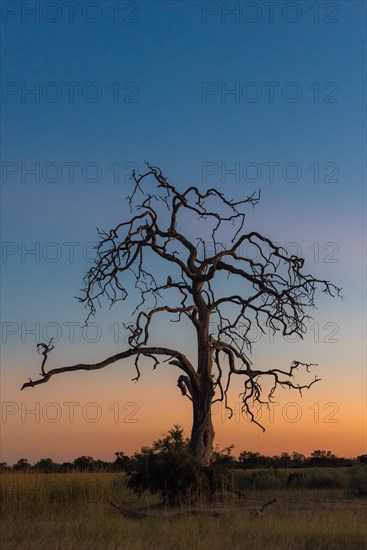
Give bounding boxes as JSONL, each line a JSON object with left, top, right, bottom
{"left": 1, "top": 468, "right": 366, "bottom": 550}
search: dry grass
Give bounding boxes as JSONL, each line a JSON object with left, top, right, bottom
{"left": 1, "top": 471, "right": 366, "bottom": 549}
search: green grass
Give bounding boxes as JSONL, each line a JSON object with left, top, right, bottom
{"left": 1, "top": 470, "right": 366, "bottom": 550}
{"left": 233, "top": 466, "right": 361, "bottom": 491}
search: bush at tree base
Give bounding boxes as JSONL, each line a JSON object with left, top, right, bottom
{"left": 126, "top": 425, "right": 235, "bottom": 505}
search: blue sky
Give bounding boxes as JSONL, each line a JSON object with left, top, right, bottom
{"left": 1, "top": 1, "right": 366, "bottom": 462}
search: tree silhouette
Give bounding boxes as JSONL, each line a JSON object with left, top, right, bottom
{"left": 13, "top": 458, "right": 30, "bottom": 471}
{"left": 33, "top": 458, "right": 59, "bottom": 473}
{"left": 22, "top": 165, "right": 340, "bottom": 466}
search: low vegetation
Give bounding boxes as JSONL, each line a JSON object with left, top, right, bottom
{"left": 1, "top": 427, "right": 366, "bottom": 549}
{"left": 1, "top": 470, "right": 366, "bottom": 549}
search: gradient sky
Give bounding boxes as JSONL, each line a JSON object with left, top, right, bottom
{"left": 1, "top": 0, "right": 366, "bottom": 465}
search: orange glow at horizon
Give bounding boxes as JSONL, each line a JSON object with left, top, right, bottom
{"left": 1, "top": 363, "right": 365, "bottom": 465}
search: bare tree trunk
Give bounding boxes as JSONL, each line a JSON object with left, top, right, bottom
{"left": 190, "top": 381, "right": 215, "bottom": 467}
{"left": 190, "top": 303, "right": 215, "bottom": 467}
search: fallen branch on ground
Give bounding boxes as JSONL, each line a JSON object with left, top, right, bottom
{"left": 109, "top": 498, "right": 277, "bottom": 520}
{"left": 251, "top": 498, "right": 277, "bottom": 517}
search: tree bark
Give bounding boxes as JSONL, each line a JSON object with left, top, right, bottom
{"left": 189, "top": 298, "right": 216, "bottom": 467}
{"left": 190, "top": 381, "right": 215, "bottom": 467}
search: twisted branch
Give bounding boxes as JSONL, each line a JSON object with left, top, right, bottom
{"left": 21, "top": 344, "right": 197, "bottom": 391}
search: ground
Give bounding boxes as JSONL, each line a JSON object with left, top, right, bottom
{"left": 1, "top": 470, "right": 366, "bottom": 549}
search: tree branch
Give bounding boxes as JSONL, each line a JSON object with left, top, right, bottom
{"left": 21, "top": 344, "right": 197, "bottom": 390}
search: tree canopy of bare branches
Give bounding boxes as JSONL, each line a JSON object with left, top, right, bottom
{"left": 22, "top": 164, "right": 341, "bottom": 465}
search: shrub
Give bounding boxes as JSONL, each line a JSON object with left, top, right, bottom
{"left": 127, "top": 426, "right": 234, "bottom": 505}
{"left": 297, "top": 469, "right": 346, "bottom": 489}
{"left": 348, "top": 466, "right": 367, "bottom": 497}
{"left": 235, "top": 470, "right": 281, "bottom": 491}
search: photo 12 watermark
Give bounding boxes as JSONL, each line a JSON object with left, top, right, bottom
{"left": 201, "top": 2, "right": 340, "bottom": 24}
{"left": 1, "top": 400, "right": 139, "bottom": 424}
{"left": 1, "top": 81, "right": 139, "bottom": 104}
{"left": 201, "top": 161, "right": 340, "bottom": 184}
{"left": 196, "top": 239, "right": 340, "bottom": 265}
{"left": 201, "top": 81, "right": 340, "bottom": 103}
{"left": 1, "top": 160, "right": 139, "bottom": 184}
{"left": 212, "top": 400, "right": 340, "bottom": 424}
{"left": 1, "top": 1, "right": 140, "bottom": 24}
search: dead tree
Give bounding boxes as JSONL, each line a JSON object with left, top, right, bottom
{"left": 21, "top": 164, "right": 341, "bottom": 467}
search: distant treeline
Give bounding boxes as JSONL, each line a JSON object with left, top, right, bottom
{"left": 2, "top": 449, "right": 366, "bottom": 473}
